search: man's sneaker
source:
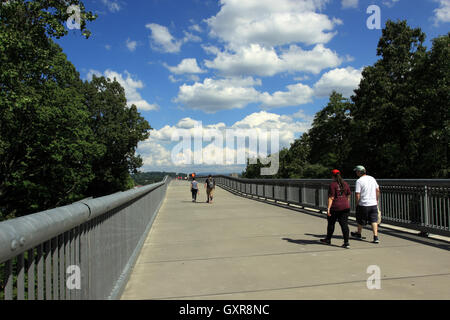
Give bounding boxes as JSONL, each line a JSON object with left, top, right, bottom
{"left": 320, "top": 238, "right": 331, "bottom": 245}
{"left": 342, "top": 243, "right": 350, "bottom": 249}
{"left": 351, "top": 232, "right": 362, "bottom": 239}
{"left": 373, "top": 236, "right": 379, "bottom": 244}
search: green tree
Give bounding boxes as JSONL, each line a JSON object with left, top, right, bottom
{"left": 282, "top": 133, "right": 309, "bottom": 178}
{"left": 351, "top": 20, "right": 427, "bottom": 178}
{"left": 0, "top": 4, "right": 99, "bottom": 219}
{"left": 308, "top": 91, "right": 353, "bottom": 174}
{"left": 242, "top": 157, "right": 265, "bottom": 179}
{"left": 413, "top": 33, "right": 450, "bottom": 178}
{"left": 240, "top": 21, "right": 449, "bottom": 179}
{"left": 83, "top": 76, "right": 152, "bottom": 197}
{"left": 0, "top": 0, "right": 96, "bottom": 39}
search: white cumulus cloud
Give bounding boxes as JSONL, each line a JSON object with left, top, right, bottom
{"left": 342, "top": 0, "right": 358, "bottom": 9}
{"left": 433, "top": 0, "right": 450, "bottom": 24}
{"left": 126, "top": 38, "right": 138, "bottom": 52}
{"left": 260, "top": 83, "right": 315, "bottom": 108}
{"left": 146, "top": 23, "right": 203, "bottom": 54}
{"left": 136, "top": 109, "right": 313, "bottom": 172}
{"left": 165, "top": 58, "right": 205, "bottom": 74}
{"left": 204, "top": 44, "right": 341, "bottom": 77}
{"left": 146, "top": 23, "right": 183, "bottom": 53}
{"left": 314, "top": 67, "right": 363, "bottom": 98}
{"left": 206, "top": 0, "right": 339, "bottom": 49}
{"left": 101, "top": 0, "right": 121, "bottom": 12}
{"left": 174, "top": 77, "right": 262, "bottom": 113}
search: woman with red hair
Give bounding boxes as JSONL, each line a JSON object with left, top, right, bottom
{"left": 320, "top": 169, "right": 351, "bottom": 249}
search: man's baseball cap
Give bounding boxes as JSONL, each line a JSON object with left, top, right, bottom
{"left": 353, "top": 165, "right": 366, "bottom": 172}
{"left": 331, "top": 169, "right": 340, "bottom": 175}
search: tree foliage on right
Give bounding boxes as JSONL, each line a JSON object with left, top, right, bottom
{"left": 243, "top": 20, "right": 449, "bottom": 179}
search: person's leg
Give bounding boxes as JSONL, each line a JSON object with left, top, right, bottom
{"left": 372, "top": 223, "right": 378, "bottom": 236}
{"left": 210, "top": 189, "right": 214, "bottom": 203}
{"left": 326, "top": 211, "right": 338, "bottom": 240}
{"left": 206, "top": 189, "right": 210, "bottom": 203}
{"left": 321, "top": 212, "right": 337, "bottom": 244}
{"left": 338, "top": 210, "right": 350, "bottom": 244}
{"left": 352, "top": 206, "right": 364, "bottom": 238}
{"left": 193, "top": 189, "right": 198, "bottom": 201}
{"left": 369, "top": 206, "right": 379, "bottom": 243}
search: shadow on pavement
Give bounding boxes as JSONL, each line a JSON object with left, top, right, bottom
{"left": 282, "top": 237, "right": 343, "bottom": 249}
{"left": 304, "top": 233, "right": 346, "bottom": 240}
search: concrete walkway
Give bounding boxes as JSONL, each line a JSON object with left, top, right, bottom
{"left": 121, "top": 180, "right": 450, "bottom": 300}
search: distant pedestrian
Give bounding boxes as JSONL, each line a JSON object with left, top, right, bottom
{"left": 191, "top": 178, "right": 199, "bottom": 202}
{"left": 351, "top": 165, "right": 381, "bottom": 243}
{"left": 320, "top": 169, "right": 352, "bottom": 249}
{"left": 205, "top": 175, "right": 215, "bottom": 204}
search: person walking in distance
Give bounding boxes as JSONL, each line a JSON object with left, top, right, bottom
{"left": 351, "top": 165, "right": 381, "bottom": 243}
{"left": 205, "top": 175, "right": 215, "bottom": 204}
{"left": 320, "top": 169, "right": 352, "bottom": 249}
{"left": 191, "top": 177, "right": 199, "bottom": 202}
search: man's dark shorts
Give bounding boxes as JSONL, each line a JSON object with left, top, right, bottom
{"left": 356, "top": 205, "right": 378, "bottom": 225}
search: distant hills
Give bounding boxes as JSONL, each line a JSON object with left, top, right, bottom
{"left": 131, "top": 171, "right": 240, "bottom": 185}
{"left": 131, "top": 172, "right": 186, "bottom": 186}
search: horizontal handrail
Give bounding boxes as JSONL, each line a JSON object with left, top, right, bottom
{"left": 215, "top": 175, "right": 450, "bottom": 237}
{"left": 0, "top": 176, "right": 170, "bottom": 300}
{"left": 210, "top": 175, "right": 450, "bottom": 186}
{"left": 0, "top": 178, "right": 167, "bottom": 263}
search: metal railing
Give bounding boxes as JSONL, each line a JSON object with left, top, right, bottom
{"left": 0, "top": 177, "right": 170, "bottom": 300}
{"left": 215, "top": 176, "right": 450, "bottom": 236}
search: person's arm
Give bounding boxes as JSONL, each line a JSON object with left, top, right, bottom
{"left": 327, "top": 184, "right": 334, "bottom": 216}
{"left": 347, "top": 185, "right": 351, "bottom": 206}
{"left": 376, "top": 188, "right": 380, "bottom": 203}
{"left": 355, "top": 180, "right": 361, "bottom": 207}
{"left": 327, "top": 197, "right": 334, "bottom": 217}
{"left": 355, "top": 193, "right": 361, "bottom": 207}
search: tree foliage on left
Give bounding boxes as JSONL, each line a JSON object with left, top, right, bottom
{"left": 83, "top": 76, "right": 151, "bottom": 198}
{"left": 0, "top": 1, "right": 151, "bottom": 220}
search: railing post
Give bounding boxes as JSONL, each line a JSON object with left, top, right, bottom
{"left": 302, "top": 183, "right": 306, "bottom": 208}
{"left": 263, "top": 182, "right": 266, "bottom": 199}
{"left": 424, "top": 185, "right": 430, "bottom": 227}
{"left": 285, "top": 184, "right": 288, "bottom": 203}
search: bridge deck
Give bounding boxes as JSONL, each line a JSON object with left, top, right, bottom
{"left": 121, "top": 180, "right": 450, "bottom": 300}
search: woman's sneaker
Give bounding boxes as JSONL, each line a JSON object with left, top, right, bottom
{"left": 320, "top": 238, "right": 331, "bottom": 245}
{"left": 373, "top": 236, "right": 379, "bottom": 244}
{"left": 342, "top": 243, "right": 350, "bottom": 249}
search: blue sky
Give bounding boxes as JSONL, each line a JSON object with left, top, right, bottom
{"left": 56, "top": 0, "right": 449, "bottom": 174}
